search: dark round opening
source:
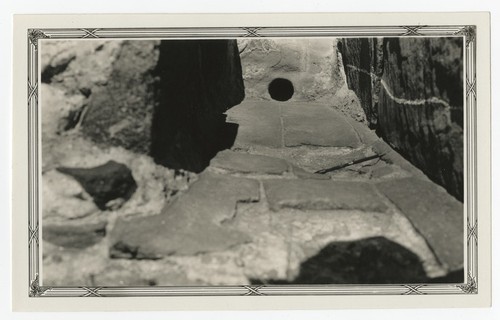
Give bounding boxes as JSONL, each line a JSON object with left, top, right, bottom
{"left": 268, "top": 78, "right": 294, "bottom": 101}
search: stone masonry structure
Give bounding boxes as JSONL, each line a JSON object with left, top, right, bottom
{"left": 41, "top": 38, "right": 464, "bottom": 286}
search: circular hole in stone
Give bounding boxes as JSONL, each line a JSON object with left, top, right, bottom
{"left": 268, "top": 78, "right": 294, "bottom": 101}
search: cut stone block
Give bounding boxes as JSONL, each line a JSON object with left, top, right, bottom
{"left": 210, "top": 150, "right": 289, "bottom": 175}
{"left": 110, "top": 172, "right": 260, "bottom": 257}
{"left": 263, "top": 179, "right": 388, "bottom": 212}
{"left": 376, "top": 177, "right": 464, "bottom": 271}
{"left": 282, "top": 103, "right": 361, "bottom": 148}
{"left": 226, "top": 101, "right": 283, "bottom": 148}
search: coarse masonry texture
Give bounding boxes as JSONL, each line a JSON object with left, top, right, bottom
{"left": 41, "top": 39, "right": 464, "bottom": 286}
{"left": 102, "top": 99, "right": 464, "bottom": 285}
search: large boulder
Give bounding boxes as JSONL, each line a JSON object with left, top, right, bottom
{"left": 57, "top": 161, "right": 137, "bottom": 211}
{"left": 339, "top": 37, "right": 463, "bottom": 201}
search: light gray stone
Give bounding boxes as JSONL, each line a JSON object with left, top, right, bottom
{"left": 376, "top": 177, "right": 464, "bottom": 271}
{"left": 109, "top": 172, "right": 260, "bottom": 257}
{"left": 226, "top": 101, "right": 283, "bottom": 148}
{"left": 210, "top": 150, "right": 289, "bottom": 175}
{"left": 282, "top": 103, "right": 361, "bottom": 148}
{"left": 263, "top": 179, "right": 388, "bottom": 212}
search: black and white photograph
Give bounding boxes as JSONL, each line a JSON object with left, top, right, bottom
{"left": 8, "top": 11, "right": 493, "bottom": 313}
{"left": 39, "top": 35, "right": 465, "bottom": 287}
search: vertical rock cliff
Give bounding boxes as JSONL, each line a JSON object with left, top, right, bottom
{"left": 339, "top": 37, "right": 463, "bottom": 200}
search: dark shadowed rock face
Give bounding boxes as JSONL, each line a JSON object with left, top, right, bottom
{"left": 57, "top": 161, "right": 137, "bottom": 210}
{"left": 251, "top": 237, "right": 428, "bottom": 284}
{"left": 338, "top": 38, "right": 382, "bottom": 126}
{"left": 340, "top": 37, "right": 463, "bottom": 201}
{"left": 151, "top": 40, "right": 245, "bottom": 173}
{"left": 73, "top": 39, "right": 244, "bottom": 173}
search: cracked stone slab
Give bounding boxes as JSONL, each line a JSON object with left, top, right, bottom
{"left": 109, "top": 171, "right": 260, "bottom": 257}
{"left": 210, "top": 150, "right": 289, "bottom": 175}
{"left": 282, "top": 103, "right": 361, "bottom": 148}
{"left": 376, "top": 177, "right": 464, "bottom": 271}
{"left": 226, "top": 100, "right": 282, "bottom": 148}
{"left": 372, "top": 140, "right": 427, "bottom": 179}
{"left": 314, "top": 146, "right": 378, "bottom": 173}
{"left": 290, "top": 165, "right": 330, "bottom": 180}
{"left": 263, "top": 179, "right": 388, "bottom": 212}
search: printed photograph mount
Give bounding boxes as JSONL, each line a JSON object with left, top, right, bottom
{"left": 18, "top": 16, "right": 481, "bottom": 298}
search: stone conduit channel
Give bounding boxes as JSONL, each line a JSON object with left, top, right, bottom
{"left": 41, "top": 39, "right": 463, "bottom": 286}
{"left": 43, "top": 98, "right": 462, "bottom": 286}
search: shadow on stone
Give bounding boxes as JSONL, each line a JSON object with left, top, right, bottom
{"left": 150, "top": 40, "right": 245, "bottom": 173}
{"left": 428, "top": 269, "right": 464, "bottom": 283}
{"left": 251, "top": 237, "right": 430, "bottom": 285}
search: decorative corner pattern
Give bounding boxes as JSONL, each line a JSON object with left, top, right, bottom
{"left": 457, "top": 273, "right": 478, "bottom": 294}
{"left": 28, "top": 29, "right": 50, "bottom": 50}
{"left": 455, "top": 25, "right": 476, "bottom": 47}
{"left": 29, "top": 274, "right": 50, "bottom": 297}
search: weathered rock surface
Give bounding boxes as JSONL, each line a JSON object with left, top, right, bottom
{"left": 42, "top": 39, "right": 245, "bottom": 173}
{"left": 41, "top": 39, "right": 464, "bottom": 286}
{"left": 40, "top": 84, "right": 86, "bottom": 139}
{"left": 339, "top": 37, "right": 464, "bottom": 201}
{"left": 42, "top": 170, "right": 99, "bottom": 221}
{"left": 57, "top": 161, "right": 137, "bottom": 210}
{"left": 338, "top": 38, "right": 383, "bottom": 126}
{"left": 41, "top": 40, "right": 123, "bottom": 94}
{"left": 226, "top": 101, "right": 283, "bottom": 149}
{"left": 377, "top": 177, "right": 464, "bottom": 271}
{"left": 109, "top": 172, "right": 259, "bottom": 257}
{"left": 290, "top": 165, "right": 331, "bottom": 180}
{"left": 210, "top": 150, "right": 289, "bottom": 175}
{"left": 81, "top": 41, "right": 160, "bottom": 154}
{"left": 263, "top": 179, "right": 388, "bottom": 212}
{"left": 282, "top": 103, "right": 361, "bottom": 148}
{"left": 238, "top": 39, "right": 344, "bottom": 102}
{"left": 43, "top": 220, "right": 107, "bottom": 249}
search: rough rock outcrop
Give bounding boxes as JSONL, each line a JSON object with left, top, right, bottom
{"left": 339, "top": 37, "right": 463, "bottom": 200}
{"left": 81, "top": 40, "right": 160, "bottom": 154}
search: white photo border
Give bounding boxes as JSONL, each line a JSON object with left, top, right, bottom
{"left": 26, "top": 25, "right": 477, "bottom": 298}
